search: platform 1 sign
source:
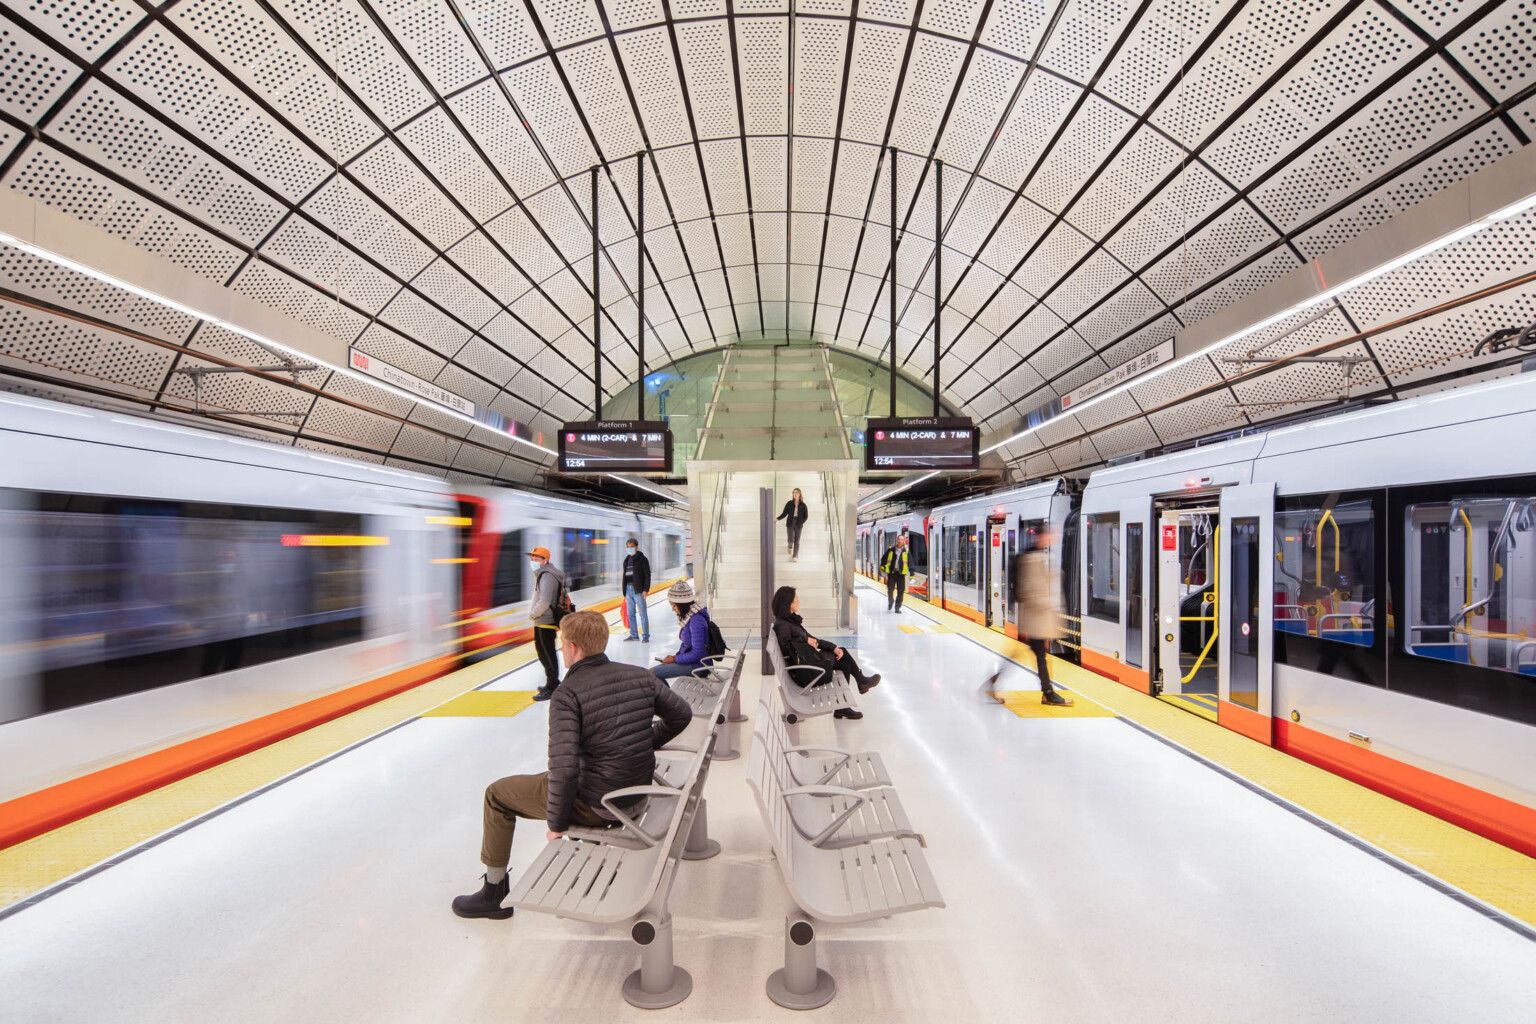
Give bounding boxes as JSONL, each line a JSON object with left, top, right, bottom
{"left": 347, "top": 348, "right": 474, "bottom": 417}
{"left": 864, "top": 416, "right": 979, "bottom": 472}
{"left": 559, "top": 420, "right": 673, "bottom": 474}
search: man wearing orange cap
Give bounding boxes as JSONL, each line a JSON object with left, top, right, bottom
{"left": 527, "top": 546, "right": 569, "bottom": 701}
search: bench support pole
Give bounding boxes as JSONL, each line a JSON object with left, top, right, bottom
{"left": 623, "top": 913, "right": 693, "bottom": 1009}
{"left": 680, "top": 796, "right": 721, "bottom": 860}
{"left": 712, "top": 712, "right": 740, "bottom": 762}
{"left": 766, "top": 913, "right": 836, "bottom": 1010}
{"left": 728, "top": 687, "right": 747, "bottom": 723}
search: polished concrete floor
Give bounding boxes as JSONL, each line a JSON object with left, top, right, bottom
{"left": 2, "top": 591, "right": 1535, "bottom": 1022}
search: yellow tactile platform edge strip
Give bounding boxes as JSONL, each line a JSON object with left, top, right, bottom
{"left": 870, "top": 584, "right": 1536, "bottom": 930}
{"left": 0, "top": 597, "right": 647, "bottom": 912}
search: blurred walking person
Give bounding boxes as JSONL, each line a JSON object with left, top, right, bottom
{"left": 984, "top": 528, "right": 1073, "bottom": 706}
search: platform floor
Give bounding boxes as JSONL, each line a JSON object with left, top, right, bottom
{"left": 2, "top": 589, "right": 1535, "bottom": 1022}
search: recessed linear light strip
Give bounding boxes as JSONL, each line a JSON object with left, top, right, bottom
{"left": 980, "top": 191, "right": 1536, "bottom": 458}
{"left": 0, "top": 228, "right": 560, "bottom": 458}
{"left": 858, "top": 470, "right": 939, "bottom": 512}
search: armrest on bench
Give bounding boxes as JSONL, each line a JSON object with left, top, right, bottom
{"left": 593, "top": 785, "right": 685, "bottom": 848}
{"left": 784, "top": 744, "right": 851, "bottom": 783}
{"left": 780, "top": 784, "right": 869, "bottom": 848}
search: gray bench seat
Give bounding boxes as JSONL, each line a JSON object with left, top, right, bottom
{"left": 765, "top": 629, "right": 858, "bottom": 730}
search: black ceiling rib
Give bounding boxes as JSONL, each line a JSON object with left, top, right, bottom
{"left": 1375, "top": 0, "right": 1531, "bottom": 147}
{"left": 647, "top": 0, "right": 744, "bottom": 346}
{"left": 928, "top": 0, "right": 1171, "bottom": 375}
{"left": 896, "top": 0, "right": 1196, "bottom": 372}
{"left": 1015, "top": 267, "right": 1536, "bottom": 474}
{"left": 67, "top": 1, "right": 597, "bottom": 411}
{"left": 346, "top": 0, "right": 636, "bottom": 388}
{"left": 959, "top": 0, "right": 1493, "bottom": 397}
{"left": 891, "top": 0, "right": 1070, "bottom": 370}
{"left": 511, "top": 0, "right": 722, "bottom": 361}
{"left": 724, "top": 0, "right": 768, "bottom": 338}
{"left": 436, "top": 10, "right": 697, "bottom": 374}
{"left": 828, "top": 0, "right": 928, "bottom": 344}
{"left": 975, "top": 72, "right": 1536, "bottom": 434}
{"left": 851, "top": 0, "right": 1003, "bottom": 360}
{"left": 806, "top": 0, "right": 865, "bottom": 343}
{"left": 189, "top": 0, "right": 605, "bottom": 392}
{"left": 0, "top": 285, "right": 549, "bottom": 473}
{"left": 914, "top": 1, "right": 1157, "bottom": 379}
{"left": 969, "top": 0, "right": 1518, "bottom": 432}
{"left": 0, "top": 97, "right": 564, "bottom": 436}
{"left": 591, "top": 0, "right": 740, "bottom": 346}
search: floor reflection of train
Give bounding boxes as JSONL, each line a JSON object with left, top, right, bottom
{"left": 0, "top": 393, "right": 686, "bottom": 810}
{"left": 865, "top": 374, "right": 1536, "bottom": 858}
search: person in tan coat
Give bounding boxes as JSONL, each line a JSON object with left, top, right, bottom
{"left": 985, "top": 527, "right": 1074, "bottom": 707}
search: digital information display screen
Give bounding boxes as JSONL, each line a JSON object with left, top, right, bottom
{"left": 864, "top": 417, "right": 979, "bottom": 472}
{"left": 558, "top": 421, "right": 673, "bottom": 474}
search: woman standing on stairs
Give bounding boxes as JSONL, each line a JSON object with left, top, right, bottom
{"left": 776, "top": 487, "right": 809, "bottom": 561}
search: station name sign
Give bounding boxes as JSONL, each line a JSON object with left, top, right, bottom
{"left": 863, "top": 416, "right": 979, "bottom": 472}
{"left": 558, "top": 420, "right": 673, "bottom": 474}
{"left": 348, "top": 348, "right": 474, "bottom": 417}
{"left": 1060, "top": 338, "right": 1175, "bottom": 410}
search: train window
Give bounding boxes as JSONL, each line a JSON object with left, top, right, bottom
{"left": 490, "top": 530, "right": 524, "bottom": 607}
{"left": 11, "top": 492, "right": 371, "bottom": 717}
{"left": 943, "top": 526, "right": 977, "bottom": 587}
{"left": 1274, "top": 496, "right": 1376, "bottom": 648}
{"left": 1085, "top": 513, "right": 1120, "bottom": 623}
{"left": 908, "top": 529, "right": 929, "bottom": 578}
{"left": 1126, "top": 522, "right": 1144, "bottom": 668}
{"left": 561, "top": 528, "right": 616, "bottom": 591}
{"left": 1404, "top": 495, "right": 1535, "bottom": 676}
{"left": 1228, "top": 517, "right": 1261, "bottom": 708}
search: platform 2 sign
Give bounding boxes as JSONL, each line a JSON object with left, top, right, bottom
{"left": 558, "top": 420, "right": 673, "bottom": 474}
{"left": 864, "top": 417, "right": 979, "bottom": 472}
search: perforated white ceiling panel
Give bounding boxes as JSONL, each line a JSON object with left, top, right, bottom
{"left": 0, "top": 0, "right": 1530, "bottom": 485}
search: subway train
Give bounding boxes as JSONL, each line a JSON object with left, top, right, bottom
{"left": 861, "top": 373, "right": 1536, "bottom": 858}
{"left": 0, "top": 393, "right": 685, "bottom": 805}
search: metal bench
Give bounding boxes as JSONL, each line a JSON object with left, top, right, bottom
{"left": 765, "top": 625, "right": 859, "bottom": 739}
{"left": 508, "top": 633, "right": 750, "bottom": 1009}
{"left": 670, "top": 646, "right": 747, "bottom": 760}
{"left": 757, "top": 689, "right": 919, "bottom": 849}
{"left": 746, "top": 694, "right": 945, "bottom": 1010}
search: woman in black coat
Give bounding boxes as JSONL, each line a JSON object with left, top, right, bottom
{"left": 775, "top": 488, "right": 809, "bottom": 561}
{"left": 770, "top": 586, "right": 879, "bottom": 719}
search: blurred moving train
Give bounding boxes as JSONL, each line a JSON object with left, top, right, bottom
{"left": 862, "top": 373, "right": 1536, "bottom": 858}
{"left": 0, "top": 393, "right": 686, "bottom": 805}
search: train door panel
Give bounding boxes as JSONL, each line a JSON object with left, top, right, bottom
{"left": 1219, "top": 483, "right": 1276, "bottom": 745}
{"left": 987, "top": 520, "right": 1007, "bottom": 629}
{"left": 1121, "top": 497, "right": 1153, "bottom": 692}
{"left": 1157, "top": 511, "right": 1184, "bottom": 693}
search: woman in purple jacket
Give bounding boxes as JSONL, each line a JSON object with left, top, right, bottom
{"left": 653, "top": 580, "right": 715, "bottom": 684}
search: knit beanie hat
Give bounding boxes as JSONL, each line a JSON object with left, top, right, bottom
{"left": 667, "top": 579, "right": 695, "bottom": 603}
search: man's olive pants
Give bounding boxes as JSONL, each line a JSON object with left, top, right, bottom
{"left": 480, "top": 772, "right": 608, "bottom": 868}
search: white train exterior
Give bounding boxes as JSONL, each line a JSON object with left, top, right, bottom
{"left": 0, "top": 394, "right": 687, "bottom": 808}
{"left": 862, "top": 374, "right": 1536, "bottom": 858}
{"left": 1079, "top": 373, "right": 1536, "bottom": 857}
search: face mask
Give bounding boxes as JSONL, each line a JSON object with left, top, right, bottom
{"left": 627, "top": 546, "right": 636, "bottom": 553}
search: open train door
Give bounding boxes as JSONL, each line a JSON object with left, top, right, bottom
{"left": 1218, "top": 483, "right": 1275, "bottom": 745}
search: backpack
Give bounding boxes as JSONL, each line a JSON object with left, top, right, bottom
{"left": 705, "top": 614, "right": 728, "bottom": 658}
{"left": 537, "top": 568, "right": 576, "bottom": 623}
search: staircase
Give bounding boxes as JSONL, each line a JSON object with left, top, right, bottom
{"left": 704, "top": 471, "right": 842, "bottom": 633}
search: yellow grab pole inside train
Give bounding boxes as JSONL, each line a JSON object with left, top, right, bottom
{"left": 1181, "top": 524, "right": 1220, "bottom": 686}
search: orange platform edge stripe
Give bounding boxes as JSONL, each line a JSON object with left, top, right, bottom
{"left": 0, "top": 653, "right": 459, "bottom": 852}
{"left": 1275, "top": 718, "right": 1536, "bottom": 860}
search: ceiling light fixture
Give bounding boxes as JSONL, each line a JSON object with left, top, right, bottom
{"left": 980, "top": 189, "right": 1536, "bottom": 458}
{"left": 858, "top": 470, "right": 939, "bottom": 511}
{"left": 0, "top": 228, "right": 560, "bottom": 460}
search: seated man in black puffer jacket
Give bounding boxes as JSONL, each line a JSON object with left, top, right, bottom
{"left": 452, "top": 609, "right": 693, "bottom": 920}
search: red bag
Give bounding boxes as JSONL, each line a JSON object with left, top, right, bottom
{"left": 620, "top": 601, "right": 630, "bottom": 631}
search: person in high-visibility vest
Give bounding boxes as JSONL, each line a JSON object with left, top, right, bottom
{"left": 881, "top": 534, "right": 910, "bottom": 613}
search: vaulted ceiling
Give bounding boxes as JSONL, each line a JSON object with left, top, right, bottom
{"left": 0, "top": 0, "right": 1532, "bottom": 487}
